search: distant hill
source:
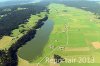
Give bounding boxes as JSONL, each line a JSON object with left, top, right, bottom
{"left": 0, "top": 0, "right": 41, "bottom": 8}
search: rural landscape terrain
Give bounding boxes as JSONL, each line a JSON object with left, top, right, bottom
{"left": 0, "top": 0, "right": 100, "bottom": 66}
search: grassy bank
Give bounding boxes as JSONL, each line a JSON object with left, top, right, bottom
{"left": 0, "top": 12, "right": 47, "bottom": 50}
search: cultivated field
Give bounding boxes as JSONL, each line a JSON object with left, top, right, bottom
{"left": 18, "top": 3, "right": 100, "bottom": 66}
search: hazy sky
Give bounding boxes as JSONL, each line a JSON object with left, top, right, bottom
{"left": 0, "top": 0, "right": 9, "bottom": 2}
{"left": 0, "top": 0, "right": 43, "bottom": 2}
{"left": 90, "top": 0, "right": 100, "bottom": 1}
{"left": 0, "top": 0, "right": 100, "bottom": 2}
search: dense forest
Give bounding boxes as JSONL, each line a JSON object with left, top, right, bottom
{"left": 0, "top": 2, "right": 49, "bottom": 38}
{"left": 0, "top": 1, "right": 49, "bottom": 66}
{"left": 0, "top": 0, "right": 100, "bottom": 66}
{"left": 1, "top": 0, "right": 100, "bottom": 38}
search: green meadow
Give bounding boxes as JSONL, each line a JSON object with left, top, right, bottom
{"left": 22, "top": 3, "right": 100, "bottom": 66}
{"left": 2, "top": 2, "right": 98, "bottom": 66}
{"left": 0, "top": 12, "right": 47, "bottom": 50}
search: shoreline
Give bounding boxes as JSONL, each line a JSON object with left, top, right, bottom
{"left": 0, "top": 15, "right": 48, "bottom": 66}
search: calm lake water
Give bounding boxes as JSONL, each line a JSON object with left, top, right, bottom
{"left": 18, "top": 19, "right": 54, "bottom": 62}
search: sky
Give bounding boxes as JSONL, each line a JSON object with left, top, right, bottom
{"left": 0, "top": 0, "right": 9, "bottom": 2}
{"left": 0, "top": 0, "right": 100, "bottom": 2}
{"left": 0, "top": 0, "right": 42, "bottom": 2}
{"left": 89, "top": 0, "right": 100, "bottom": 1}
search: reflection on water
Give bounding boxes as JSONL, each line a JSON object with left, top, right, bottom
{"left": 18, "top": 19, "right": 54, "bottom": 62}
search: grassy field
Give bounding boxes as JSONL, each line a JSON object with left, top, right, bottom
{"left": 0, "top": 36, "right": 13, "bottom": 49}
{"left": 18, "top": 3, "right": 100, "bottom": 66}
{"left": 0, "top": 12, "right": 47, "bottom": 50}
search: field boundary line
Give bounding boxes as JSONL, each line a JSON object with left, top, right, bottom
{"left": 37, "top": 46, "right": 59, "bottom": 66}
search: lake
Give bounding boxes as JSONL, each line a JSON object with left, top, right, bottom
{"left": 18, "top": 19, "right": 54, "bottom": 62}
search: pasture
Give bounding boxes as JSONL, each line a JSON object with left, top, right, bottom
{"left": 27, "top": 3, "right": 100, "bottom": 66}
